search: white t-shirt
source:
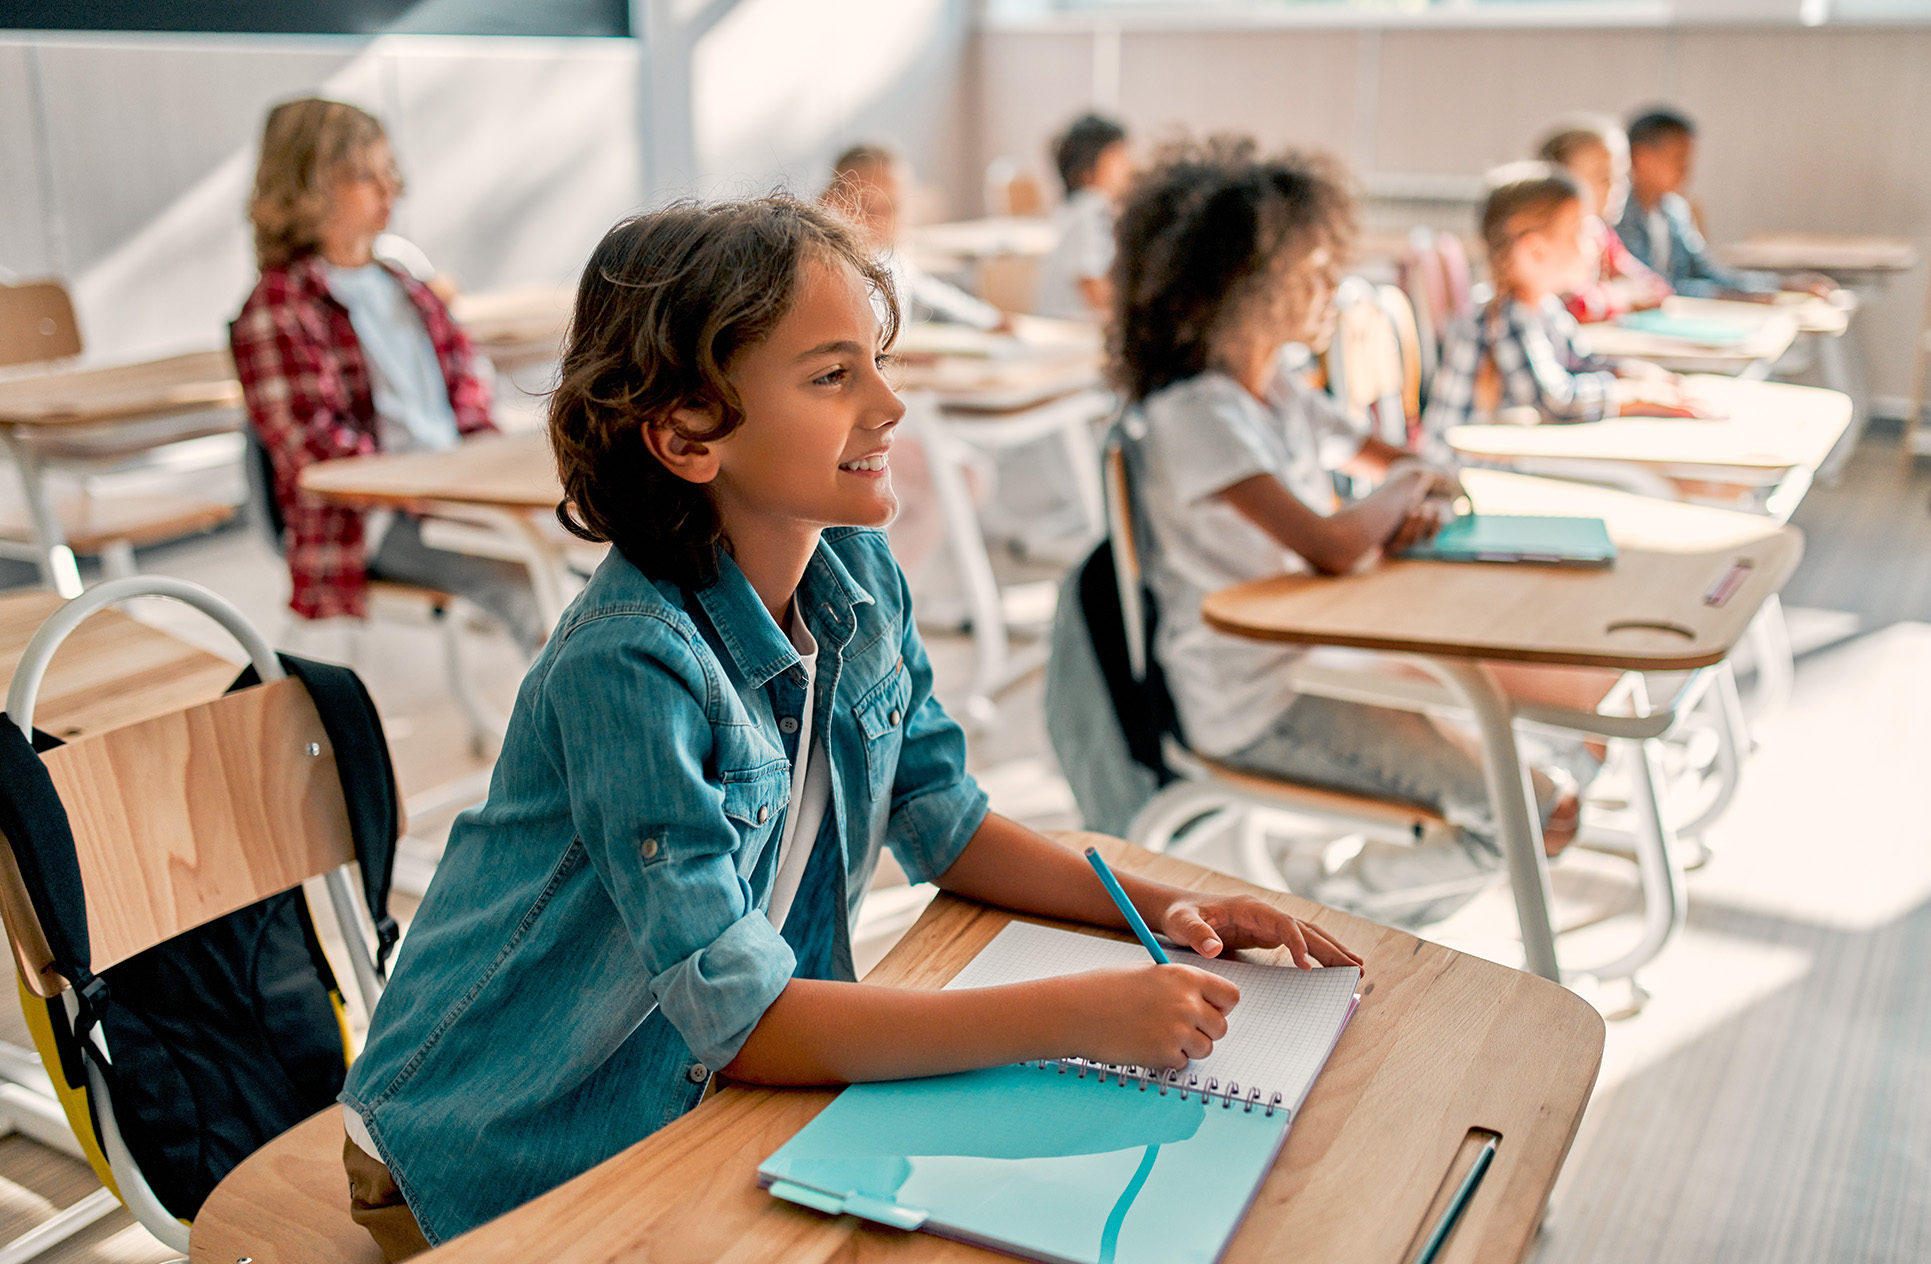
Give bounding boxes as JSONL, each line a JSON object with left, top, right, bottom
{"left": 323, "top": 262, "right": 462, "bottom": 456}
{"left": 765, "top": 609, "right": 832, "bottom": 933}
{"left": 1034, "top": 188, "right": 1115, "bottom": 321}
{"left": 1133, "top": 353, "right": 1367, "bottom": 758}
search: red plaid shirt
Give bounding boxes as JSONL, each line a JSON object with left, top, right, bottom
{"left": 230, "top": 255, "right": 494, "bottom": 620}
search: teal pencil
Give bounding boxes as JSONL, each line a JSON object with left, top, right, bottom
{"left": 1084, "top": 847, "right": 1171, "bottom": 965}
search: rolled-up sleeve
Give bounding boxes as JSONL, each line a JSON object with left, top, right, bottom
{"left": 548, "top": 616, "right": 795, "bottom": 1070}
{"left": 884, "top": 574, "right": 991, "bottom": 885}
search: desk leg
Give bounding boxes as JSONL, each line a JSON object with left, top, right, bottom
{"left": 911, "top": 397, "right": 1007, "bottom": 726}
{"left": 1815, "top": 331, "right": 1865, "bottom": 483}
{"left": 1422, "top": 658, "right": 1561, "bottom": 982}
{"left": 466, "top": 506, "right": 575, "bottom": 632}
{"left": 1, "top": 431, "right": 82, "bottom": 598}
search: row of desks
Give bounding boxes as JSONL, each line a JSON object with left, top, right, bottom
{"left": 0, "top": 588, "right": 1601, "bottom": 1264}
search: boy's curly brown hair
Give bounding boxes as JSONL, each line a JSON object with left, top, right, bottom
{"left": 1111, "top": 137, "right": 1355, "bottom": 403}
{"left": 549, "top": 197, "right": 899, "bottom": 590}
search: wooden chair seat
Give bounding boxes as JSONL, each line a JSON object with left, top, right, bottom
{"left": 366, "top": 578, "right": 458, "bottom": 608}
{"left": 1193, "top": 754, "right": 1449, "bottom": 833}
{"left": 189, "top": 1108, "right": 381, "bottom": 1264}
{"left": 0, "top": 494, "right": 234, "bottom": 553}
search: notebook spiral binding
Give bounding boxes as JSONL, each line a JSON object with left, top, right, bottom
{"left": 1025, "top": 1058, "right": 1287, "bottom": 1118}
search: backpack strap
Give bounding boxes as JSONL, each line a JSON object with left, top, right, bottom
{"left": 0, "top": 720, "right": 112, "bottom": 1085}
{"left": 227, "top": 655, "right": 400, "bottom": 975}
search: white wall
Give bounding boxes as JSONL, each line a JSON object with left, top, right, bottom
{"left": 0, "top": 4, "right": 969, "bottom": 367}
{"left": 963, "top": 22, "right": 1931, "bottom": 404}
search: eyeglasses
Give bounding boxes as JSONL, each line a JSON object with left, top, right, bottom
{"left": 346, "top": 164, "right": 406, "bottom": 195}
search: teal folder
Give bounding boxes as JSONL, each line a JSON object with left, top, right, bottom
{"left": 759, "top": 923, "right": 1361, "bottom": 1264}
{"left": 1400, "top": 514, "right": 1617, "bottom": 568}
{"left": 1616, "top": 309, "right": 1755, "bottom": 344}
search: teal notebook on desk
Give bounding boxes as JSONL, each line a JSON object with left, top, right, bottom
{"left": 1616, "top": 309, "right": 1755, "bottom": 344}
{"left": 759, "top": 922, "right": 1361, "bottom": 1264}
{"left": 1400, "top": 514, "right": 1616, "bottom": 568}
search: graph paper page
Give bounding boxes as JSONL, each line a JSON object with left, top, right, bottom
{"left": 946, "top": 921, "right": 1361, "bottom": 1113}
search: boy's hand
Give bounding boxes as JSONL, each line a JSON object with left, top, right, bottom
{"left": 1387, "top": 495, "right": 1456, "bottom": 554}
{"left": 1157, "top": 894, "right": 1364, "bottom": 970}
{"left": 1059, "top": 965, "right": 1239, "bottom": 1070}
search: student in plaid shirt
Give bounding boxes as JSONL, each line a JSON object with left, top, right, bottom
{"left": 231, "top": 98, "right": 541, "bottom": 651}
{"left": 1422, "top": 164, "right": 1703, "bottom": 439}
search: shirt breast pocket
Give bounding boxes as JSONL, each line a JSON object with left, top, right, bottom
{"left": 719, "top": 762, "right": 790, "bottom": 872}
{"left": 854, "top": 658, "right": 911, "bottom": 802}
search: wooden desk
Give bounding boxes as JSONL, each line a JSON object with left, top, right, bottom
{"left": 450, "top": 286, "right": 574, "bottom": 374}
{"left": 0, "top": 588, "right": 237, "bottom": 741}
{"left": 1716, "top": 233, "right": 1918, "bottom": 277}
{"left": 1446, "top": 375, "right": 1851, "bottom": 509}
{"left": 903, "top": 215, "right": 1058, "bottom": 274}
{"left": 1202, "top": 475, "right": 1800, "bottom": 980}
{"left": 299, "top": 430, "right": 579, "bottom": 628}
{"left": 0, "top": 351, "right": 244, "bottom": 595}
{"left": 421, "top": 835, "right": 1605, "bottom": 1264}
{"left": 1580, "top": 305, "right": 1798, "bottom": 376}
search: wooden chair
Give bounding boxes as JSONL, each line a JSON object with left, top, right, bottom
{"left": 1325, "top": 279, "right": 1424, "bottom": 447}
{"left": 0, "top": 576, "right": 386, "bottom": 1262}
{"left": 1902, "top": 274, "right": 1931, "bottom": 462}
{"left": 982, "top": 159, "right": 1044, "bottom": 218}
{"left": 0, "top": 280, "right": 237, "bottom": 580}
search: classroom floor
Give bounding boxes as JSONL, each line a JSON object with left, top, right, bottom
{"left": 0, "top": 430, "right": 1925, "bottom": 1263}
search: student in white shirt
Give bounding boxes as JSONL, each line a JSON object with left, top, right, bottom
{"left": 1034, "top": 113, "right": 1132, "bottom": 323}
{"left": 1113, "top": 139, "right": 1606, "bottom": 925}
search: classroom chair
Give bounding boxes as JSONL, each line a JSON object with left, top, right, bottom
{"left": 1902, "top": 275, "right": 1931, "bottom": 463}
{"left": 243, "top": 429, "right": 502, "bottom": 756}
{"left": 1096, "top": 427, "right": 1745, "bottom": 991}
{"left": 0, "top": 280, "right": 238, "bottom": 585}
{"left": 1324, "top": 279, "right": 1424, "bottom": 448}
{"left": 982, "top": 158, "right": 1045, "bottom": 218}
{"left": 0, "top": 575, "right": 394, "bottom": 1262}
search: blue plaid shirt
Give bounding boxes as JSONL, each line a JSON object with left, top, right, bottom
{"left": 1615, "top": 193, "right": 1777, "bottom": 298}
{"left": 1422, "top": 294, "right": 1618, "bottom": 435}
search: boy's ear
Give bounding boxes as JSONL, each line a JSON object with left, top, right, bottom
{"left": 643, "top": 406, "right": 724, "bottom": 485}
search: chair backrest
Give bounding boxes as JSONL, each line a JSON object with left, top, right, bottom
{"left": 2, "top": 676, "right": 357, "bottom": 998}
{"left": 1374, "top": 284, "right": 1426, "bottom": 439}
{"left": 0, "top": 280, "right": 83, "bottom": 368}
{"left": 242, "top": 426, "right": 286, "bottom": 552}
{"left": 982, "top": 159, "right": 1045, "bottom": 218}
{"left": 978, "top": 253, "right": 1040, "bottom": 316}
{"left": 1326, "top": 278, "right": 1410, "bottom": 445}
{"left": 1101, "top": 433, "right": 1148, "bottom": 683}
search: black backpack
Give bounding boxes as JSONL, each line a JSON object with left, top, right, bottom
{"left": 0, "top": 654, "right": 398, "bottom": 1220}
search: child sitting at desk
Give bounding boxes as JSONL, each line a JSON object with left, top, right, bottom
{"left": 230, "top": 97, "right": 542, "bottom": 653}
{"left": 1535, "top": 120, "right": 1672, "bottom": 323}
{"left": 1108, "top": 140, "right": 1600, "bottom": 924}
{"left": 822, "top": 142, "right": 1007, "bottom": 331}
{"left": 1616, "top": 108, "right": 1834, "bottom": 301}
{"left": 1424, "top": 164, "right": 1703, "bottom": 432}
{"left": 337, "top": 196, "right": 1360, "bottom": 1259}
{"left": 1035, "top": 112, "right": 1133, "bottom": 322}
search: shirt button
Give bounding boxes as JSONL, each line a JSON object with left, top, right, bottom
{"left": 687, "top": 1063, "right": 708, "bottom": 1083}
{"left": 640, "top": 837, "right": 660, "bottom": 860}
{"left": 756, "top": 805, "right": 770, "bottom": 824}
{"left": 889, "top": 708, "right": 901, "bottom": 726}
{"left": 778, "top": 716, "right": 799, "bottom": 734}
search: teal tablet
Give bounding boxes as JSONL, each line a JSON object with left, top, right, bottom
{"left": 1400, "top": 514, "right": 1617, "bottom": 568}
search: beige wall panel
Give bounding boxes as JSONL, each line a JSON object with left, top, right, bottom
{"left": 1117, "top": 30, "right": 1359, "bottom": 162}
{"left": 972, "top": 30, "right": 1099, "bottom": 206}
{"left": 0, "top": 45, "right": 52, "bottom": 280}
{"left": 1372, "top": 29, "right": 1671, "bottom": 174}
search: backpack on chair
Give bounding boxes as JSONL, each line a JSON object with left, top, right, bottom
{"left": 0, "top": 578, "right": 399, "bottom": 1247}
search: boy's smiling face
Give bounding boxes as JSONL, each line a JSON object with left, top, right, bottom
{"left": 660, "top": 255, "right": 903, "bottom": 552}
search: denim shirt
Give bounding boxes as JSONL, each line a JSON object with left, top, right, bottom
{"left": 1614, "top": 192, "right": 1776, "bottom": 298}
{"left": 340, "top": 528, "right": 989, "bottom": 1244}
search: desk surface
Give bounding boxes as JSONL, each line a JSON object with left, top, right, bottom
{"left": 1446, "top": 375, "right": 1851, "bottom": 478}
{"left": 421, "top": 834, "right": 1603, "bottom": 1264}
{"left": 450, "top": 286, "right": 575, "bottom": 372}
{"left": 1717, "top": 233, "right": 1919, "bottom": 275}
{"left": 299, "top": 430, "right": 562, "bottom": 511}
{"left": 0, "top": 350, "right": 241, "bottom": 429}
{"left": 904, "top": 215, "right": 1058, "bottom": 260}
{"left": 893, "top": 317, "right": 1106, "bottom": 412}
{"left": 1579, "top": 304, "right": 1799, "bottom": 369}
{"left": 1203, "top": 470, "right": 1802, "bottom": 671}
{"left": 0, "top": 589, "right": 237, "bottom": 740}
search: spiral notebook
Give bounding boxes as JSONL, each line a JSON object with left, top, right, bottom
{"left": 759, "top": 921, "right": 1362, "bottom": 1264}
